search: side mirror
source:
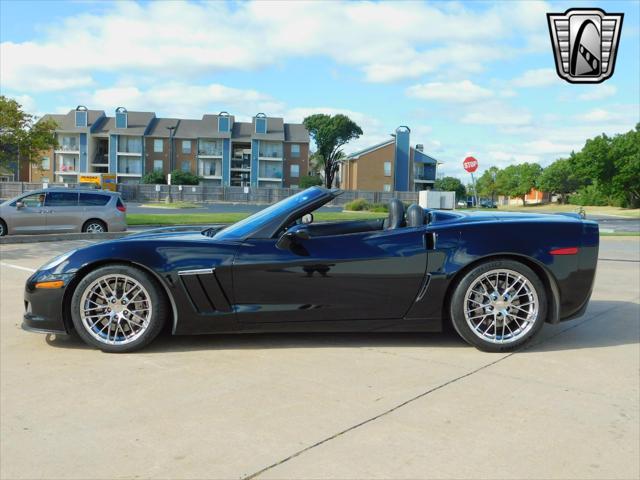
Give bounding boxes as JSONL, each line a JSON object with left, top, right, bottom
{"left": 301, "top": 213, "right": 314, "bottom": 225}
{"left": 276, "top": 228, "right": 310, "bottom": 250}
{"left": 15, "top": 201, "right": 25, "bottom": 209}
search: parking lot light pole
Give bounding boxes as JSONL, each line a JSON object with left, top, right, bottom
{"left": 166, "top": 126, "right": 176, "bottom": 204}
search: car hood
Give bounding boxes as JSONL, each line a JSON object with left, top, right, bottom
{"left": 122, "top": 225, "right": 228, "bottom": 241}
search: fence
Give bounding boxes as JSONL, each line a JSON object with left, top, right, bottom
{"left": 0, "top": 182, "right": 419, "bottom": 206}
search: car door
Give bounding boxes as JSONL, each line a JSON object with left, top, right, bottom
{"left": 7, "top": 193, "right": 48, "bottom": 234}
{"left": 44, "top": 191, "right": 80, "bottom": 232}
{"left": 232, "top": 227, "right": 428, "bottom": 324}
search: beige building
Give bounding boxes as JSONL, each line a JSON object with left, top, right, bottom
{"left": 340, "top": 126, "right": 439, "bottom": 192}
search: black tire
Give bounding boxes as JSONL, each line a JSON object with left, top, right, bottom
{"left": 0, "top": 219, "right": 6, "bottom": 237}
{"left": 70, "top": 264, "right": 168, "bottom": 353}
{"left": 82, "top": 219, "right": 107, "bottom": 233}
{"left": 450, "top": 259, "right": 547, "bottom": 352}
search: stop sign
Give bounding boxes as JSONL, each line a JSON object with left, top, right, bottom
{"left": 463, "top": 156, "right": 478, "bottom": 173}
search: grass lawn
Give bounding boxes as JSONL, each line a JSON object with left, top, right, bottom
{"left": 498, "top": 203, "right": 640, "bottom": 218}
{"left": 126, "top": 210, "right": 386, "bottom": 226}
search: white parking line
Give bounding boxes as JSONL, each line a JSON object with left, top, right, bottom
{"left": 0, "top": 262, "right": 36, "bottom": 273}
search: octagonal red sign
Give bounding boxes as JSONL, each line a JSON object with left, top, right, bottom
{"left": 463, "top": 156, "right": 478, "bottom": 173}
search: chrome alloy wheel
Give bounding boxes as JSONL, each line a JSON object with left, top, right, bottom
{"left": 85, "top": 222, "right": 105, "bottom": 233}
{"left": 79, "top": 274, "right": 152, "bottom": 345}
{"left": 463, "top": 268, "right": 539, "bottom": 344}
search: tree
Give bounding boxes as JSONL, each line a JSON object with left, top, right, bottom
{"left": 298, "top": 175, "right": 323, "bottom": 189}
{"left": 475, "top": 166, "right": 500, "bottom": 201}
{"left": 0, "top": 95, "right": 58, "bottom": 172}
{"left": 303, "top": 114, "right": 363, "bottom": 188}
{"left": 610, "top": 123, "right": 640, "bottom": 207}
{"left": 434, "top": 176, "right": 466, "bottom": 201}
{"left": 538, "top": 159, "right": 581, "bottom": 204}
{"left": 495, "top": 163, "right": 542, "bottom": 205}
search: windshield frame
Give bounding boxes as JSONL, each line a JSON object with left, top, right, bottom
{"left": 213, "top": 186, "right": 339, "bottom": 241}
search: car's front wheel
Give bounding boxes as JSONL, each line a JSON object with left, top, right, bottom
{"left": 450, "top": 260, "right": 547, "bottom": 352}
{"left": 70, "top": 265, "right": 168, "bottom": 352}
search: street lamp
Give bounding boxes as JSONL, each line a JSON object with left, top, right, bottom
{"left": 166, "top": 125, "right": 176, "bottom": 204}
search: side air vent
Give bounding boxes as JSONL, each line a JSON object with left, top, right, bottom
{"left": 178, "top": 269, "right": 232, "bottom": 313}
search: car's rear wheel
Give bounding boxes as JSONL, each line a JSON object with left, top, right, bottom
{"left": 0, "top": 219, "right": 7, "bottom": 237}
{"left": 70, "top": 265, "right": 168, "bottom": 352}
{"left": 450, "top": 260, "right": 547, "bottom": 352}
{"left": 82, "top": 219, "right": 107, "bottom": 233}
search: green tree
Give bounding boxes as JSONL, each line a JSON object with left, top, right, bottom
{"left": 141, "top": 170, "right": 166, "bottom": 184}
{"left": 475, "top": 166, "right": 500, "bottom": 201}
{"left": 303, "top": 114, "right": 363, "bottom": 188}
{"left": 538, "top": 159, "right": 581, "bottom": 204}
{"left": 495, "top": 163, "right": 542, "bottom": 205}
{"left": 169, "top": 169, "right": 200, "bottom": 185}
{"left": 0, "top": 95, "right": 58, "bottom": 172}
{"left": 610, "top": 124, "right": 640, "bottom": 207}
{"left": 298, "top": 175, "right": 323, "bottom": 189}
{"left": 434, "top": 176, "right": 467, "bottom": 201}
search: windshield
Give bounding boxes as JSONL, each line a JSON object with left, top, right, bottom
{"left": 213, "top": 187, "right": 329, "bottom": 240}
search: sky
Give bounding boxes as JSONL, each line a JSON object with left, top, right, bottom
{"left": 1, "top": 0, "right": 638, "bottom": 180}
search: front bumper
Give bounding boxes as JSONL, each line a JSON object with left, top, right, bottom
{"left": 23, "top": 273, "right": 71, "bottom": 335}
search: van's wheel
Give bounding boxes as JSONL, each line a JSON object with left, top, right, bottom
{"left": 82, "top": 219, "right": 107, "bottom": 233}
{"left": 0, "top": 219, "right": 6, "bottom": 236}
{"left": 70, "top": 265, "right": 168, "bottom": 352}
{"left": 450, "top": 260, "right": 547, "bottom": 352}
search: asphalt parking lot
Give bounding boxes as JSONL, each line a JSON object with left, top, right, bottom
{"left": 1, "top": 237, "right": 639, "bottom": 479}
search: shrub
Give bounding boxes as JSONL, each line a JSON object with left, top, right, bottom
{"left": 369, "top": 203, "right": 389, "bottom": 213}
{"left": 169, "top": 169, "right": 201, "bottom": 186}
{"left": 141, "top": 171, "right": 166, "bottom": 184}
{"left": 344, "top": 198, "right": 371, "bottom": 211}
{"left": 568, "top": 184, "right": 608, "bottom": 206}
{"left": 299, "top": 175, "right": 323, "bottom": 189}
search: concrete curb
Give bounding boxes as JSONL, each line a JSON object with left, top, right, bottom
{"left": 0, "top": 232, "right": 130, "bottom": 245}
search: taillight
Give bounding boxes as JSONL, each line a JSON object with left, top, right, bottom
{"left": 116, "top": 199, "right": 126, "bottom": 212}
{"left": 550, "top": 247, "right": 578, "bottom": 255}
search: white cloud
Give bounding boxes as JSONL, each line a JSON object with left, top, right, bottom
{"left": 577, "top": 85, "right": 617, "bottom": 101}
{"left": 82, "top": 82, "right": 284, "bottom": 120}
{"left": 461, "top": 102, "right": 532, "bottom": 126}
{"left": 406, "top": 80, "right": 493, "bottom": 103}
{"left": 576, "top": 108, "right": 616, "bottom": 122}
{"left": 511, "top": 68, "right": 558, "bottom": 87}
{"left": 1, "top": 0, "right": 553, "bottom": 91}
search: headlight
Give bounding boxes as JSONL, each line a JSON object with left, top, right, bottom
{"left": 38, "top": 250, "right": 76, "bottom": 271}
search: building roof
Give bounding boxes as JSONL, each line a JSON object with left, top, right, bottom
{"left": 146, "top": 118, "right": 181, "bottom": 137}
{"left": 252, "top": 117, "right": 285, "bottom": 141}
{"left": 174, "top": 115, "right": 235, "bottom": 139}
{"left": 230, "top": 121, "right": 254, "bottom": 142}
{"left": 346, "top": 138, "right": 395, "bottom": 160}
{"left": 413, "top": 149, "right": 438, "bottom": 165}
{"left": 93, "top": 111, "right": 156, "bottom": 136}
{"left": 40, "top": 109, "right": 106, "bottom": 133}
{"left": 284, "top": 124, "right": 310, "bottom": 142}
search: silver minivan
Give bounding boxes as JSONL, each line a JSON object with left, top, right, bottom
{"left": 0, "top": 188, "right": 127, "bottom": 236}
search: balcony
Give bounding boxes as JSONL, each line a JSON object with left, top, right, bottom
{"left": 231, "top": 159, "right": 251, "bottom": 170}
{"left": 414, "top": 174, "right": 435, "bottom": 182}
{"left": 55, "top": 144, "right": 80, "bottom": 153}
{"left": 198, "top": 140, "right": 223, "bottom": 157}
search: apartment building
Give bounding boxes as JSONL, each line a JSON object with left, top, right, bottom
{"left": 340, "top": 126, "right": 439, "bottom": 192}
{"left": 30, "top": 106, "right": 310, "bottom": 188}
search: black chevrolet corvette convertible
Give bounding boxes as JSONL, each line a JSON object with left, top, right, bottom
{"left": 23, "top": 186, "right": 599, "bottom": 353}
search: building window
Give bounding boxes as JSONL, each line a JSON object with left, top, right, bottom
{"left": 58, "top": 135, "right": 79, "bottom": 152}
{"left": 290, "top": 164, "right": 300, "bottom": 178}
{"left": 153, "top": 139, "right": 163, "bottom": 153}
{"left": 384, "top": 161, "right": 391, "bottom": 177}
{"left": 259, "top": 162, "right": 282, "bottom": 179}
{"left": 255, "top": 117, "right": 267, "bottom": 134}
{"left": 75, "top": 111, "right": 87, "bottom": 128}
{"left": 198, "top": 139, "right": 223, "bottom": 156}
{"left": 198, "top": 159, "right": 221, "bottom": 177}
{"left": 117, "top": 156, "right": 142, "bottom": 174}
{"left": 181, "top": 161, "right": 191, "bottom": 172}
{"left": 182, "top": 140, "right": 191, "bottom": 154}
{"left": 218, "top": 116, "right": 230, "bottom": 133}
{"left": 383, "top": 184, "right": 391, "bottom": 192}
{"left": 153, "top": 160, "right": 163, "bottom": 172}
{"left": 41, "top": 157, "right": 50, "bottom": 170}
{"left": 259, "top": 141, "right": 283, "bottom": 158}
{"left": 118, "top": 136, "right": 142, "bottom": 154}
{"left": 291, "top": 144, "right": 300, "bottom": 158}
{"left": 115, "top": 111, "right": 128, "bottom": 129}
{"left": 58, "top": 154, "right": 78, "bottom": 172}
